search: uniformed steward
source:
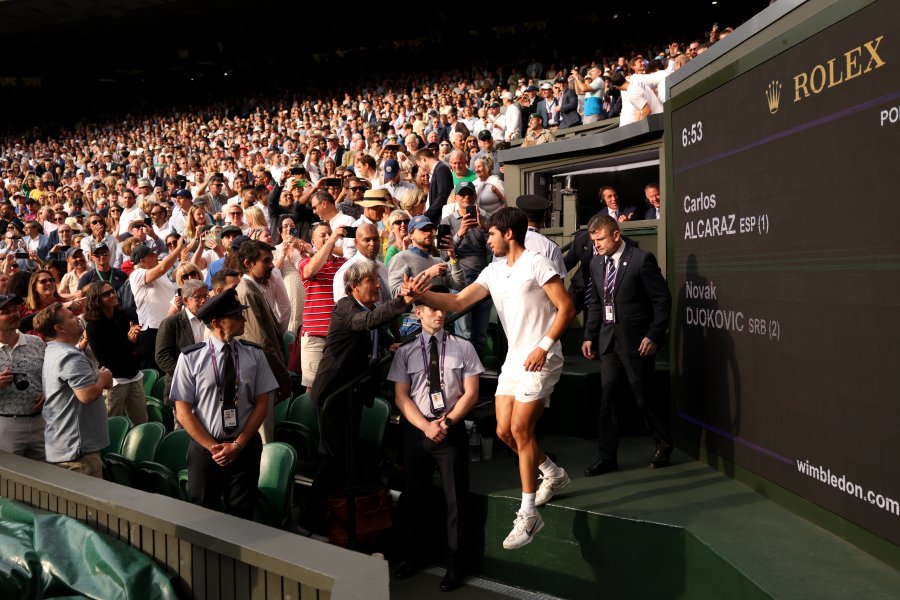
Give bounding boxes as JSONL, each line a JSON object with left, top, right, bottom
{"left": 170, "top": 287, "right": 278, "bottom": 518}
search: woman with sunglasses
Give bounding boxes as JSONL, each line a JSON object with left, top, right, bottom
{"left": 384, "top": 209, "right": 412, "bottom": 266}
{"left": 173, "top": 261, "right": 203, "bottom": 288}
{"left": 23, "top": 269, "right": 82, "bottom": 332}
{"left": 83, "top": 281, "right": 148, "bottom": 425}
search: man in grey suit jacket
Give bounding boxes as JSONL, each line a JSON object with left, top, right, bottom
{"left": 155, "top": 279, "right": 210, "bottom": 404}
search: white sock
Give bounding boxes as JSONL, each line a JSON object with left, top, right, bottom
{"left": 539, "top": 457, "right": 562, "bottom": 478}
{"left": 521, "top": 492, "right": 536, "bottom": 515}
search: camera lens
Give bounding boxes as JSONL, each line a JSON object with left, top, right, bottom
{"left": 12, "top": 373, "right": 29, "bottom": 391}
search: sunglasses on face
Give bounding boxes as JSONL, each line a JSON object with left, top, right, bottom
{"left": 182, "top": 272, "right": 201, "bottom": 280}
{"left": 100, "top": 289, "right": 117, "bottom": 298}
{"left": 37, "top": 277, "right": 55, "bottom": 285}
{"left": 166, "top": 240, "right": 179, "bottom": 248}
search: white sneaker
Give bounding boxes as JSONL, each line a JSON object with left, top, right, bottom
{"left": 535, "top": 469, "right": 571, "bottom": 507}
{"left": 502, "top": 510, "right": 544, "bottom": 549}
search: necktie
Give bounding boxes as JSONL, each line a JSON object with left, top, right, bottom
{"left": 429, "top": 335, "right": 442, "bottom": 415}
{"left": 604, "top": 257, "right": 616, "bottom": 301}
{"left": 221, "top": 343, "right": 236, "bottom": 409}
{"left": 584, "top": 272, "right": 594, "bottom": 307}
{"left": 610, "top": 210, "right": 617, "bottom": 220}
{"left": 655, "top": 208, "right": 660, "bottom": 219}
{"left": 429, "top": 336, "right": 441, "bottom": 394}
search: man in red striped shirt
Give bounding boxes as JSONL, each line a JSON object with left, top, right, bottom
{"left": 299, "top": 222, "right": 347, "bottom": 389}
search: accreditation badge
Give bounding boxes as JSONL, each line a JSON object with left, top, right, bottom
{"left": 604, "top": 302, "right": 616, "bottom": 324}
{"left": 430, "top": 391, "right": 446, "bottom": 411}
{"left": 222, "top": 408, "right": 238, "bottom": 432}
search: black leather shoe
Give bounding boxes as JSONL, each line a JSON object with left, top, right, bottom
{"left": 649, "top": 448, "right": 672, "bottom": 469}
{"left": 440, "top": 569, "right": 464, "bottom": 592}
{"left": 584, "top": 459, "right": 618, "bottom": 477}
{"left": 394, "top": 561, "right": 424, "bottom": 580}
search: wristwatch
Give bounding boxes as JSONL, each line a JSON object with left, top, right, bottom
{"left": 444, "top": 416, "right": 454, "bottom": 428}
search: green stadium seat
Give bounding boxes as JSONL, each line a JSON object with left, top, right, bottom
{"left": 141, "top": 369, "right": 160, "bottom": 398}
{"left": 154, "top": 429, "right": 190, "bottom": 475}
{"left": 285, "top": 393, "right": 319, "bottom": 450}
{"left": 136, "top": 461, "right": 184, "bottom": 500}
{"left": 254, "top": 442, "right": 297, "bottom": 528}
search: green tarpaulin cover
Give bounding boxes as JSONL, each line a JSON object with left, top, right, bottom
{"left": 0, "top": 497, "right": 179, "bottom": 599}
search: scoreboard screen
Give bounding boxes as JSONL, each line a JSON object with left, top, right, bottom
{"left": 668, "top": 0, "right": 900, "bottom": 544}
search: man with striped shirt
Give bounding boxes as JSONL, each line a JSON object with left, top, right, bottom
{"left": 299, "top": 222, "right": 347, "bottom": 389}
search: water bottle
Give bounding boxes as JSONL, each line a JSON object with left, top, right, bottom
{"left": 469, "top": 423, "right": 482, "bottom": 462}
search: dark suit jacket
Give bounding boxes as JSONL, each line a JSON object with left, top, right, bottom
{"left": 327, "top": 147, "right": 345, "bottom": 166}
{"left": 598, "top": 205, "right": 638, "bottom": 221}
{"left": 424, "top": 160, "right": 454, "bottom": 225}
{"left": 311, "top": 296, "right": 409, "bottom": 409}
{"left": 644, "top": 206, "right": 660, "bottom": 220}
{"left": 155, "top": 310, "right": 198, "bottom": 378}
{"left": 564, "top": 228, "right": 637, "bottom": 316}
{"left": 559, "top": 88, "right": 582, "bottom": 128}
{"left": 584, "top": 243, "right": 670, "bottom": 358}
{"left": 448, "top": 121, "right": 470, "bottom": 140}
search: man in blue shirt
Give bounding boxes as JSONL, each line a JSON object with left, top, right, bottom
{"left": 35, "top": 303, "right": 113, "bottom": 478}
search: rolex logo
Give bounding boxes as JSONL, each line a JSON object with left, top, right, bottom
{"left": 765, "top": 80, "right": 783, "bottom": 114}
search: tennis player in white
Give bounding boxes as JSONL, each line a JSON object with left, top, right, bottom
{"left": 417, "top": 206, "right": 575, "bottom": 549}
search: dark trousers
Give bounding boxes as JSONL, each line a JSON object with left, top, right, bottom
{"left": 598, "top": 340, "right": 671, "bottom": 460}
{"left": 318, "top": 389, "right": 367, "bottom": 493}
{"left": 187, "top": 434, "right": 262, "bottom": 519}
{"left": 307, "top": 390, "right": 367, "bottom": 535}
{"left": 138, "top": 328, "right": 160, "bottom": 371}
{"left": 401, "top": 420, "right": 469, "bottom": 570}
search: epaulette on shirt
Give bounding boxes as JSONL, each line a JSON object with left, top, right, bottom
{"left": 180, "top": 342, "right": 205, "bottom": 354}
{"left": 238, "top": 340, "right": 263, "bottom": 349}
{"left": 399, "top": 332, "right": 458, "bottom": 346}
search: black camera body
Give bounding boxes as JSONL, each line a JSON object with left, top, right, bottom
{"left": 12, "top": 373, "right": 29, "bottom": 390}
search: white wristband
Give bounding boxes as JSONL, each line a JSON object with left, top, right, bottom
{"left": 538, "top": 336, "right": 554, "bottom": 352}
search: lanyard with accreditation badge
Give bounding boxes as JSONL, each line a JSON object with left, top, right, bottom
{"left": 419, "top": 333, "right": 448, "bottom": 414}
{"left": 208, "top": 340, "right": 240, "bottom": 433}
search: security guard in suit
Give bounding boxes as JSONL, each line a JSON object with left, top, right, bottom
{"left": 170, "top": 288, "right": 279, "bottom": 519}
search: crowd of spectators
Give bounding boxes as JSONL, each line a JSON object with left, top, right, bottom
{"left": 0, "top": 21, "right": 737, "bottom": 536}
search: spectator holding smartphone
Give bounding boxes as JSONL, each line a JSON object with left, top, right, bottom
{"left": 440, "top": 182, "right": 491, "bottom": 354}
